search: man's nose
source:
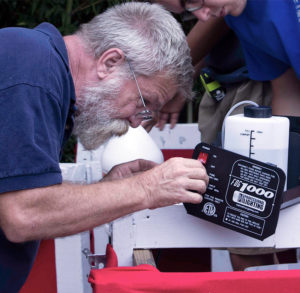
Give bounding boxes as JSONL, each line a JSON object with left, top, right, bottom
{"left": 128, "top": 114, "right": 143, "bottom": 128}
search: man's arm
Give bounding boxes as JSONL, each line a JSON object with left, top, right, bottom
{"left": 0, "top": 157, "right": 208, "bottom": 243}
{"left": 271, "top": 68, "right": 300, "bottom": 116}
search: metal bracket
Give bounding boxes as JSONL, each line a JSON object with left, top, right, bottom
{"left": 82, "top": 248, "right": 106, "bottom": 269}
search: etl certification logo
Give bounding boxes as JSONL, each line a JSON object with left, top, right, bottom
{"left": 203, "top": 202, "right": 216, "bottom": 216}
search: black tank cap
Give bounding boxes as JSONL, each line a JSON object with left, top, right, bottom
{"left": 244, "top": 105, "right": 272, "bottom": 118}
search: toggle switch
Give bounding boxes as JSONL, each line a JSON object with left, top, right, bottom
{"left": 198, "top": 152, "right": 208, "bottom": 164}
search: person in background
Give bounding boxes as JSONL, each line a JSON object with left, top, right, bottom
{"left": 187, "top": 17, "right": 271, "bottom": 144}
{"left": 152, "top": 0, "right": 299, "bottom": 270}
{"left": 157, "top": 0, "right": 300, "bottom": 119}
{"left": 0, "top": 3, "right": 210, "bottom": 292}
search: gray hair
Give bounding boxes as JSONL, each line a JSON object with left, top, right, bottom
{"left": 76, "top": 2, "right": 194, "bottom": 100}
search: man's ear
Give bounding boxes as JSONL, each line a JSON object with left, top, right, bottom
{"left": 96, "top": 48, "right": 125, "bottom": 80}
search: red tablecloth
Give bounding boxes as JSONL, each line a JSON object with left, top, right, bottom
{"left": 89, "top": 245, "right": 300, "bottom": 293}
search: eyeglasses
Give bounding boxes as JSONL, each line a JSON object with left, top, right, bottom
{"left": 180, "top": 0, "right": 204, "bottom": 12}
{"left": 127, "top": 61, "right": 153, "bottom": 121}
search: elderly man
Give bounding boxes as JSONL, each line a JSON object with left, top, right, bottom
{"left": 0, "top": 2, "right": 209, "bottom": 291}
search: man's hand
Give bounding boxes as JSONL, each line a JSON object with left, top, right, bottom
{"left": 101, "top": 159, "right": 157, "bottom": 181}
{"left": 138, "top": 157, "right": 209, "bottom": 209}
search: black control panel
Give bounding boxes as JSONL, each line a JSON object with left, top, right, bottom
{"left": 184, "top": 143, "right": 286, "bottom": 240}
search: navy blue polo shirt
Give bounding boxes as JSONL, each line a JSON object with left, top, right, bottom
{"left": 0, "top": 23, "right": 75, "bottom": 292}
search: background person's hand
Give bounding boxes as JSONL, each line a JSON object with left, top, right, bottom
{"left": 141, "top": 111, "right": 159, "bottom": 132}
{"left": 155, "top": 92, "right": 186, "bottom": 130}
{"left": 141, "top": 91, "right": 187, "bottom": 132}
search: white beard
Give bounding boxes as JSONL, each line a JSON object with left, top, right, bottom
{"left": 73, "top": 77, "right": 129, "bottom": 150}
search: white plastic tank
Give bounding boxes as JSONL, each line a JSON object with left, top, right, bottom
{"left": 101, "top": 125, "right": 164, "bottom": 174}
{"left": 224, "top": 105, "right": 289, "bottom": 178}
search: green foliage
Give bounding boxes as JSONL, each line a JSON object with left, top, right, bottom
{"left": 61, "top": 135, "right": 77, "bottom": 163}
{"left": 0, "top": 0, "right": 134, "bottom": 34}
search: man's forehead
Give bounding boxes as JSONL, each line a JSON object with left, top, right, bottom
{"left": 145, "top": 75, "right": 178, "bottom": 105}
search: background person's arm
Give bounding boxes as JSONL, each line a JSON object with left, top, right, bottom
{"left": 271, "top": 68, "right": 300, "bottom": 117}
{"left": 151, "top": 18, "right": 230, "bottom": 131}
{"left": 188, "top": 18, "right": 230, "bottom": 68}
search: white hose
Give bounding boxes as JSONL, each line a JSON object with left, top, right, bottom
{"left": 221, "top": 100, "right": 259, "bottom": 148}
